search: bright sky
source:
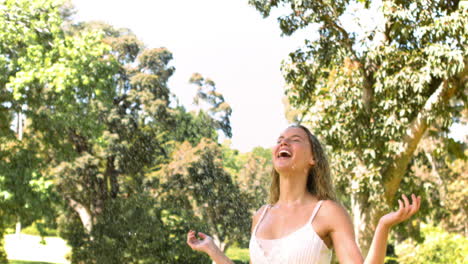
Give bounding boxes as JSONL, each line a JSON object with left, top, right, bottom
{"left": 72, "top": 0, "right": 314, "bottom": 152}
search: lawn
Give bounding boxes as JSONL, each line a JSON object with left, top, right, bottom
{"left": 4, "top": 234, "right": 70, "bottom": 264}
{"left": 226, "top": 247, "right": 249, "bottom": 263}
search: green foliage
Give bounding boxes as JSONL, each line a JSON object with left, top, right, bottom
{"left": 58, "top": 195, "right": 210, "bottom": 264}
{"left": 0, "top": 236, "right": 6, "bottom": 264}
{"left": 1, "top": 0, "right": 239, "bottom": 262}
{"left": 0, "top": 0, "right": 85, "bottom": 258}
{"left": 394, "top": 224, "right": 468, "bottom": 264}
{"left": 395, "top": 139, "right": 468, "bottom": 238}
{"left": 170, "top": 107, "right": 218, "bottom": 145}
{"left": 221, "top": 145, "right": 273, "bottom": 208}
{"left": 221, "top": 140, "right": 242, "bottom": 176}
{"left": 21, "top": 222, "right": 58, "bottom": 237}
{"left": 156, "top": 139, "right": 251, "bottom": 252}
{"left": 235, "top": 147, "right": 272, "bottom": 212}
{"left": 0, "top": 140, "right": 58, "bottom": 233}
{"left": 48, "top": 24, "right": 224, "bottom": 262}
{"left": 190, "top": 73, "right": 233, "bottom": 138}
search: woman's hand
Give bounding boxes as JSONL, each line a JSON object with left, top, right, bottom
{"left": 187, "top": 230, "right": 234, "bottom": 264}
{"left": 187, "top": 230, "right": 217, "bottom": 254}
{"left": 379, "top": 194, "right": 421, "bottom": 228}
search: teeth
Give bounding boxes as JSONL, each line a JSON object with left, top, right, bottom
{"left": 278, "top": 150, "right": 291, "bottom": 157}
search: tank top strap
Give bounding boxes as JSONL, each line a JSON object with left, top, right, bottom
{"left": 253, "top": 204, "right": 271, "bottom": 234}
{"left": 308, "top": 200, "right": 324, "bottom": 224}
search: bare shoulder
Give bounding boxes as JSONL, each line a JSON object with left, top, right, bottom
{"left": 251, "top": 204, "right": 269, "bottom": 233}
{"left": 319, "top": 200, "right": 353, "bottom": 230}
{"left": 320, "top": 200, "right": 349, "bottom": 216}
{"left": 252, "top": 204, "right": 269, "bottom": 222}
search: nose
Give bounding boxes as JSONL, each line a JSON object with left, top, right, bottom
{"left": 278, "top": 138, "right": 289, "bottom": 146}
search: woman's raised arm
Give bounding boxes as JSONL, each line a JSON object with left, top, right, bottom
{"left": 329, "top": 194, "right": 420, "bottom": 264}
{"left": 364, "top": 194, "right": 421, "bottom": 264}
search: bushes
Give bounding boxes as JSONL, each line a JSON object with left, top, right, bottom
{"left": 21, "top": 222, "right": 58, "bottom": 237}
{"left": 395, "top": 224, "right": 467, "bottom": 263}
{"left": 59, "top": 194, "right": 211, "bottom": 264}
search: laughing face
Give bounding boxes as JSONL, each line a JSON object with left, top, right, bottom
{"left": 272, "top": 127, "right": 315, "bottom": 174}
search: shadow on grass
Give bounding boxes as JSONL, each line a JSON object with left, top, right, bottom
{"left": 9, "top": 260, "right": 60, "bottom": 264}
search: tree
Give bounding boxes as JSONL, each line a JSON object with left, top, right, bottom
{"left": 190, "top": 73, "right": 233, "bottom": 138}
{"left": 51, "top": 21, "right": 221, "bottom": 262}
{"left": 408, "top": 135, "right": 467, "bottom": 235}
{"left": 220, "top": 144, "right": 273, "bottom": 247}
{"left": 0, "top": 0, "right": 114, "bottom": 260}
{"left": 249, "top": 0, "right": 467, "bottom": 253}
{"left": 155, "top": 139, "right": 251, "bottom": 254}
{"left": 234, "top": 147, "right": 273, "bottom": 215}
{"left": 0, "top": 0, "right": 225, "bottom": 262}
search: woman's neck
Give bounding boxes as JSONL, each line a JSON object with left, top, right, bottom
{"left": 277, "top": 172, "right": 312, "bottom": 206}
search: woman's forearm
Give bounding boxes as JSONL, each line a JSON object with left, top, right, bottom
{"left": 206, "top": 244, "right": 235, "bottom": 264}
{"left": 363, "top": 220, "right": 391, "bottom": 264}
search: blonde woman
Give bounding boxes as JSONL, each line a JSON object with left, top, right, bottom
{"left": 187, "top": 125, "right": 420, "bottom": 264}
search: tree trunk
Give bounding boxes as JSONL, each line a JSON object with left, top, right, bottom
{"left": 68, "top": 197, "right": 93, "bottom": 234}
{"left": 351, "top": 192, "right": 377, "bottom": 257}
{"left": 15, "top": 221, "right": 21, "bottom": 236}
{"left": 212, "top": 234, "right": 229, "bottom": 264}
{"left": 15, "top": 112, "right": 23, "bottom": 236}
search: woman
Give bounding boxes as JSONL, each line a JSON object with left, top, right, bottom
{"left": 187, "top": 125, "right": 421, "bottom": 264}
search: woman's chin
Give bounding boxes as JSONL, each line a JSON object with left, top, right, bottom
{"left": 274, "top": 160, "right": 309, "bottom": 175}
{"left": 273, "top": 160, "right": 296, "bottom": 172}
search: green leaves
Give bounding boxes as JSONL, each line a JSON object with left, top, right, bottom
{"left": 395, "top": 224, "right": 468, "bottom": 263}
{"left": 190, "top": 73, "right": 233, "bottom": 138}
{"left": 156, "top": 139, "right": 251, "bottom": 251}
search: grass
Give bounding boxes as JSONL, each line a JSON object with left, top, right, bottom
{"left": 226, "top": 247, "right": 249, "bottom": 262}
{"left": 4, "top": 234, "right": 70, "bottom": 264}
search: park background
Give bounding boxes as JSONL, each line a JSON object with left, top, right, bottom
{"left": 0, "top": 0, "right": 467, "bottom": 263}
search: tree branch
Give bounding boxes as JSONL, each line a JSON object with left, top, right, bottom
{"left": 382, "top": 77, "right": 459, "bottom": 204}
{"left": 106, "top": 155, "right": 119, "bottom": 198}
{"left": 67, "top": 197, "right": 93, "bottom": 233}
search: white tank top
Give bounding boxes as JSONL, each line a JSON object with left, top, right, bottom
{"left": 249, "top": 200, "right": 332, "bottom": 264}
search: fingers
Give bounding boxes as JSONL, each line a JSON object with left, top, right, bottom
{"left": 409, "top": 194, "right": 418, "bottom": 215}
{"left": 198, "top": 231, "right": 207, "bottom": 239}
{"left": 398, "top": 194, "right": 421, "bottom": 220}
{"left": 402, "top": 194, "right": 411, "bottom": 215}
{"left": 381, "top": 194, "right": 422, "bottom": 228}
{"left": 187, "top": 230, "right": 191, "bottom": 242}
{"left": 187, "top": 230, "right": 209, "bottom": 242}
{"left": 417, "top": 195, "right": 421, "bottom": 211}
{"left": 187, "top": 230, "right": 201, "bottom": 250}
{"left": 187, "top": 230, "right": 199, "bottom": 249}
{"left": 187, "top": 230, "right": 212, "bottom": 253}
{"left": 411, "top": 194, "right": 421, "bottom": 215}
{"left": 397, "top": 199, "right": 404, "bottom": 215}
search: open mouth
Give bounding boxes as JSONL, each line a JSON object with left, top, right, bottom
{"left": 277, "top": 150, "right": 292, "bottom": 158}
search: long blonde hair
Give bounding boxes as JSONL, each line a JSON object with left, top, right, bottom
{"left": 269, "top": 124, "right": 336, "bottom": 204}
